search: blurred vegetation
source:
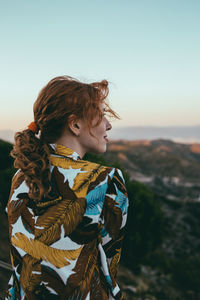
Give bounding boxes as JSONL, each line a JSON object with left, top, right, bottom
{"left": 0, "top": 141, "right": 200, "bottom": 299}
{"left": 0, "top": 140, "right": 16, "bottom": 210}
{"left": 122, "top": 180, "right": 164, "bottom": 272}
{"left": 84, "top": 152, "right": 165, "bottom": 272}
{"left": 85, "top": 151, "right": 200, "bottom": 299}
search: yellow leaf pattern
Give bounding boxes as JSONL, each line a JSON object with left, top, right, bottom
{"left": 110, "top": 249, "right": 121, "bottom": 278}
{"left": 35, "top": 197, "right": 86, "bottom": 245}
{"left": 50, "top": 155, "right": 108, "bottom": 198}
{"left": 11, "top": 232, "right": 82, "bottom": 268}
{"left": 6, "top": 144, "right": 129, "bottom": 299}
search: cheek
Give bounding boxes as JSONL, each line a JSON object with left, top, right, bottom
{"left": 96, "top": 126, "right": 105, "bottom": 137}
{"left": 89, "top": 121, "right": 105, "bottom": 140}
{"left": 98, "top": 121, "right": 106, "bottom": 132}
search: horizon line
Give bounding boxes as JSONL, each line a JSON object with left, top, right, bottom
{"left": 0, "top": 124, "right": 200, "bottom": 131}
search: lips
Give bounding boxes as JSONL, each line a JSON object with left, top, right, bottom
{"left": 104, "top": 135, "right": 108, "bottom": 142}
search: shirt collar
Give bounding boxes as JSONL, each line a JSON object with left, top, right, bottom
{"left": 50, "top": 143, "right": 81, "bottom": 161}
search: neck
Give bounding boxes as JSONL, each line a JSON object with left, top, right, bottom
{"left": 54, "top": 136, "right": 85, "bottom": 159}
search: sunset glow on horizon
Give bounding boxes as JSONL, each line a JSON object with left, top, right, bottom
{"left": 0, "top": 0, "right": 200, "bottom": 131}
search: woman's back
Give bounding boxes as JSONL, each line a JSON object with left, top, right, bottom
{"left": 7, "top": 144, "right": 128, "bottom": 300}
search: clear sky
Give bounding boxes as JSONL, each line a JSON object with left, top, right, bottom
{"left": 0, "top": 0, "right": 200, "bottom": 131}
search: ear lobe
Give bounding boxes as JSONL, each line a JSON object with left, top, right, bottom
{"left": 67, "top": 114, "right": 81, "bottom": 136}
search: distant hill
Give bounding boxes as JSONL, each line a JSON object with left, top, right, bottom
{"left": 104, "top": 139, "right": 200, "bottom": 203}
{"left": 1, "top": 138, "right": 200, "bottom": 298}
{"left": 109, "top": 125, "right": 200, "bottom": 143}
{"left": 104, "top": 139, "right": 200, "bottom": 298}
{"left": 1, "top": 125, "right": 200, "bottom": 144}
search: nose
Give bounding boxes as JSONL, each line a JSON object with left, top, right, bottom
{"left": 106, "top": 119, "right": 112, "bottom": 131}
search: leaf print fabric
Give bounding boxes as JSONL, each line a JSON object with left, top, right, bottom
{"left": 6, "top": 144, "right": 129, "bottom": 300}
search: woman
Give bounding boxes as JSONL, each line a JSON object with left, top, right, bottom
{"left": 6, "top": 76, "right": 129, "bottom": 300}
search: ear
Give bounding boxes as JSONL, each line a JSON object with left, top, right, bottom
{"left": 67, "top": 114, "right": 81, "bottom": 136}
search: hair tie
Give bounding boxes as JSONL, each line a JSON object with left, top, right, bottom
{"left": 28, "top": 121, "right": 39, "bottom": 134}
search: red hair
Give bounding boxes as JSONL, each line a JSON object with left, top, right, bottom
{"left": 11, "top": 76, "right": 120, "bottom": 202}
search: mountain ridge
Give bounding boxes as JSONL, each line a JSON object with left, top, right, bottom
{"left": 1, "top": 125, "right": 200, "bottom": 144}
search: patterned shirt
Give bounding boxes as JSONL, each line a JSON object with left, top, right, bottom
{"left": 6, "top": 144, "right": 129, "bottom": 300}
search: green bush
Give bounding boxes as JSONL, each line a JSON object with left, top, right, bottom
{"left": 171, "top": 255, "right": 200, "bottom": 293}
{"left": 0, "top": 140, "right": 15, "bottom": 209}
{"left": 121, "top": 180, "right": 164, "bottom": 271}
{"left": 0, "top": 139, "right": 13, "bottom": 171}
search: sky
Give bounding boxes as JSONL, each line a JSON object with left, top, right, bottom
{"left": 0, "top": 0, "right": 200, "bottom": 131}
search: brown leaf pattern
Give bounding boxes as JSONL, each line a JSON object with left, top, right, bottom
{"left": 20, "top": 254, "right": 41, "bottom": 292}
{"left": 101, "top": 195, "right": 122, "bottom": 240}
{"left": 35, "top": 197, "right": 86, "bottom": 245}
{"left": 63, "top": 239, "right": 98, "bottom": 298}
{"left": 6, "top": 144, "right": 129, "bottom": 299}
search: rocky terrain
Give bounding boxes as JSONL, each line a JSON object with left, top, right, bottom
{"left": 1, "top": 138, "right": 200, "bottom": 299}
{"left": 106, "top": 139, "right": 200, "bottom": 202}
{"left": 104, "top": 139, "right": 200, "bottom": 299}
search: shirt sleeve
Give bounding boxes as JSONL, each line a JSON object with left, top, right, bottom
{"left": 99, "top": 167, "right": 129, "bottom": 281}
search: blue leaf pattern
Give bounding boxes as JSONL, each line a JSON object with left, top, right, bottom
{"left": 85, "top": 182, "right": 108, "bottom": 215}
{"left": 115, "top": 186, "right": 129, "bottom": 214}
{"left": 6, "top": 145, "right": 129, "bottom": 300}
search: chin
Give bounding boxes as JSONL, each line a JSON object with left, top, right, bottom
{"left": 90, "top": 145, "right": 107, "bottom": 155}
{"left": 98, "top": 148, "right": 107, "bottom": 154}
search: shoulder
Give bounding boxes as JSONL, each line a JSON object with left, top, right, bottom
{"left": 106, "top": 167, "right": 126, "bottom": 185}
{"left": 106, "top": 167, "right": 128, "bottom": 198}
{"left": 85, "top": 165, "right": 127, "bottom": 197}
{"left": 76, "top": 159, "right": 125, "bottom": 180}
{"left": 50, "top": 153, "right": 113, "bottom": 175}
